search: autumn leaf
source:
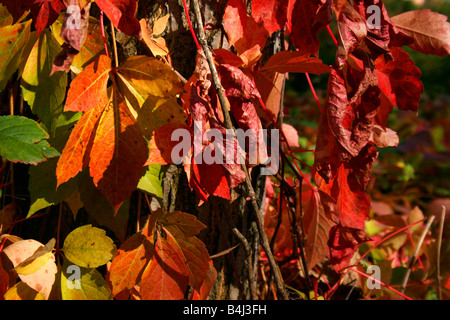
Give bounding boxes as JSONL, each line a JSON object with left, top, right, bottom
{"left": 62, "top": 224, "right": 117, "bottom": 268}
{"left": 51, "top": 1, "right": 92, "bottom": 74}
{"left": 3, "top": 239, "right": 57, "bottom": 299}
{"left": 88, "top": 94, "right": 148, "bottom": 213}
{"left": 95, "top": 0, "right": 140, "bottom": 36}
{"left": 287, "top": 0, "right": 332, "bottom": 56}
{"left": 116, "top": 55, "right": 184, "bottom": 99}
{"left": 222, "top": 0, "right": 269, "bottom": 66}
{"left": 21, "top": 29, "right": 68, "bottom": 134}
{"left": 261, "top": 50, "right": 331, "bottom": 74}
{"left": 61, "top": 260, "right": 113, "bottom": 300}
{"left": 251, "top": 0, "right": 288, "bottom": 35}
{"left": 391, "top": 9, "right": 450, "bottom": 57}
{"left": 140, "top": 15, "right": 170, "bottom": 57}
{"left": 56, "top": 103, "right": 105, "bottom": 187}
{"left": 302, "top": 188, "right": 336, "bottom": 271}
{"left": 108, "top": 233, "right": 152, "bottom": 296}
{"left": 4, "top": 281, "right": 45, "bottom": 300}
{"left": 0, "top": 19, "right": 32, "bottom": 91}
{"left": 139, "top": 232, "right": 190, "bottom": 300}
{"left": 374, "top": 47, "right": 423, "bottom": 113}
{"left": 64, "top": 54, "right": 111, "bottom": 112}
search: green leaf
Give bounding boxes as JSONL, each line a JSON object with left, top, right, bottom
{"left": 20, "top": 29, "right": 67, "bottom": 136}
{"left": 0, "top": 115, "right": 59, "bottom": 165}
{"left": 137, "top": 164, "right": 164, "bottom": 198}
{"left": 60, "top": 260, "right": 112, "bottom": 300}
{"left": 62, "top": 225, "right": 117, "bottom": 268}
{"left": 0, "top": 20, "right": 31, "bottom": 91}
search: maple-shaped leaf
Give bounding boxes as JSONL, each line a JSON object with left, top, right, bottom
{"left": 95, "top": 0, "right": 140, "bottom": 36}
{"left": 64, "top": 54, "right": 111, "bottom": 112}
{"left": 374, "top": 47, "right": 423, "bottom": 113}
{"left": 391, "top": 9, "right": 450, "bottom": 57}
{"left": 108, "top": 232, "right": 152, "bottom": 296}
{"left": 251, "top": 0, "right": 288, "bottom": 35}
{"left": 287, "top": 0, "right": 332, "bottom": 56}
{"left": 89, "top": 93, "right": 148, "bottom": 213}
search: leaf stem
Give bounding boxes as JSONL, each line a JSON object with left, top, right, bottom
{"left": 437, "top": 206, "right": 446, "bottom": 300}
{"left": 400, "top": 215, "right": 435, "bottom": 293}
{"left": 305, "top": 73, "right": 322, "bottom": 113}
{"left": 99, "top": 11, "right": 109, "bottom": 58}
{"left": 110, "top": 21, "right": 119, "bottom": 68}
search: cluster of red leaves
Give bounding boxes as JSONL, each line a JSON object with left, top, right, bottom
{"left": 311, "top": 0, "right": 426, "bottom": 273}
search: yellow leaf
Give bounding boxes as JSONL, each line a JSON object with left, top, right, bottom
{"left": 4, "top": 281, "right": 45, "bottom": 300}
{"left": 15, "top": 251, "right": 53, "bottom": 275}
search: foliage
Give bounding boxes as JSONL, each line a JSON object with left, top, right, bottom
{"left": 0, "top": 0, "right": 449, "bottom": 301}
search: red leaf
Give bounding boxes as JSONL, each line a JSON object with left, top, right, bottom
{"left": 321, "top": 164, "right": 370, "bottom": 230}
{"left": 223, "top": 0, "right": 269, "bottom": 65}
{"left": 251, "top": 0, "right": 288, "bottom": 35}
{"left": 302, "top": 188, "right": 336, "bottom": 271}
{"left": 375, "top": 47, "right": 423, "bottom": 113}
{"left": 261, "top": 50, "right": 331, "bottom": 74}
{"left": 31, "top": 0, "right": 66, "bottom": 35}
{"left": 222, "top": 0, "right": 247, "bottom": 47}
{"left": 287, "top": 0, "right": 332, "bottom": 56}
{"left": 353, "top": 0, "right": 412, "bottom": 58}
{"left": 328, "top": 224, "right": 370, "bottom": 272}
{"left": 64, "top": 54, "right": 111, "bottom": 112}
{"left": 95, "top": 0, "right": 140, "bottom": 36}
{"left": 391, "top": 9, "right": 450, "bottom": 57}
{"left": 335, "top": 2, "right": 367, "bottom": 68}
{"left": 89, "top": 95, "right": 148, "bottom": 213}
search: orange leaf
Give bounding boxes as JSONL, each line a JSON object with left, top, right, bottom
{"left": 65, "top": 55, "right": 111, "bottom": 112}
{"left": 56, "top": 103, "right": 105, "bottom": 187}
{"left": 109, "top": 233, "right": 152, "bottom": 296}
{"left": 139, "top": 233, "right": 189, "bottom": 300}
{"left": 89, "top": 94, "right": 148, "bottom": 213}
